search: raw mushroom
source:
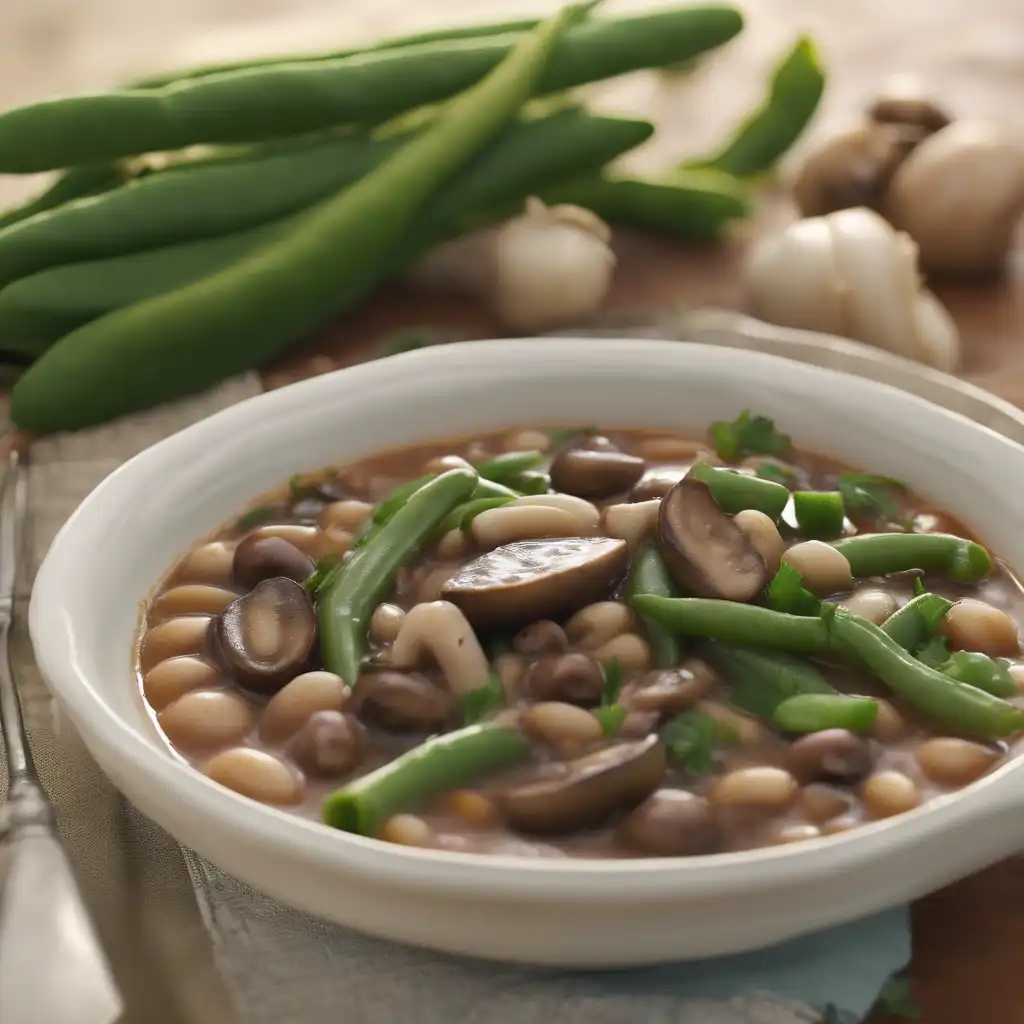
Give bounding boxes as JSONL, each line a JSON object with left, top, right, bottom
{"left": 785, "top": 729, "right": 874, "bottom": 785}
{"left": 630, "top": 468, "right": 686, "bottom": 503}
{"left": 214, "top": 578, "right": 317, "bottom": 694}
{"left": 232, "top": 534, "right": 316, "bottom": 589}
{"left": 288, "top": 710, "right": 368, "bottom": 778}
{"left": 440, "top": 536, "right": 629, "bottom": 630}
{"left": 349, "top": 670, "right": 457, "bottom": 733}
{"left": 657, "top": 478, "right": 768, "bottom": 602}
{"left": 550, "top": 446, "right": 645, "bottom": 500}
{"left": 525, "top": 652, "right": 606, "bottom": 707}
{"left": 499, "top": 736, "right": 666, "bottom": 835}
{"left": 867, "top": 76, "right": 952, "bottom": 138}
{"left": 618, "top": 789, "right": 720, "bottom": 856}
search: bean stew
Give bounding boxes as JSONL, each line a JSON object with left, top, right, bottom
{"left": 136, "top": 413, "right": 1024, "bottom": 858}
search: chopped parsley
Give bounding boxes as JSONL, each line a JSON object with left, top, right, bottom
{"left": 663, "top": 711, "right": 738, "bottom": 774}
{"left": 303, "top": 554, "right": 342, "bottom": 596}
{"left": 710, "top": 410, "right": 791, "bottom": 463}
{"left": 914, "top": 635, "right": 950, "bottom": 668}
{"left": 756, "top": 462, "right": 798, "bottom": 487}
{"left": 461, "top": 674, "right": 505, "bottom": 725}
{"left": 593, "top": 658, "right": 626, "bottom": 736}
{"left": 235, "top": 504, "right": 275, "bottom": 531}
{"left": 767, "top": 563, "right": 821, "bottom": 616}
{"left": 836, "top": 472, "right": 906, "bottom": 523}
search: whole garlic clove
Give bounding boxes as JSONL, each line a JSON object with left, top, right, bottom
{"left": 885, "top": 120, "right": 1024, "bottom": 276}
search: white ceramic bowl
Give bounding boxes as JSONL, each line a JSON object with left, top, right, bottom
{"left": 30, "top": 339, "right": 1024, "bottom": 967}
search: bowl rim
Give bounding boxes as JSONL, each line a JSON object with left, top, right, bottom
{"left": 29, "top": 337, "right": 1024, "bottom": 897}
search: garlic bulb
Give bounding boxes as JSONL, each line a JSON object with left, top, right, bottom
{"left": 884, "top": 120, "right": 1024, "bottom": 275}
{"left": 745, "top": 207, "right": 959, "bottom": 372}
{"left": 407, "top": 197, "right": 615, "bottom": 332}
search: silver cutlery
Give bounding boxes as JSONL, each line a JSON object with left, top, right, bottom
{"left": 0, "top": 445, "right": 123, "bottom": 1024}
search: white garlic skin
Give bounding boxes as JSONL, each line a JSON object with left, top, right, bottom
{"left": 885, "top": 120, "right": 1024, "bottom": 275}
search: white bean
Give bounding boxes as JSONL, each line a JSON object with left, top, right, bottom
{"left": 390, "top": 601, "right": 490, "bottom": 695}
{"left": 941, "top": 599, "right": 1020, "bottom": 657}
{"left": 601, "top": 500, "right": 660, "bottom": 547}
{"left": 141, "top": 616, "right": 213, "bottom": 671}
{"left": 261, "top": 671, "right": 349, "bottom": 743}
{"left": 509, "top": 493, "right": 600, "bottom": 530}
{"left": 143, "top": 656, "right": 220, "bottom": 711}
{"left": 204, "top": 748, "right": 303, "bottom": 805}
{"left": 152, "top": 585, "right": 237, "bottom": 619}
{"left": 632, "top": 436, "right": 708, "bottom": 461}
{"left": 251, "top": 524, "right": 326, "bottom": 559}
{"left": 590, "top": 633, "right": 652, "bottom": 673}
{"left": 370, "top": 603, "right": 406, "bottom": 643}
{"left": 436, "top": 528, "right": 474, "bottom": 560}
{"left": 862, "top": 770, "right": 919, "bottom": 818}
{"left": 177, "top": 541, "right": 235, "bottom": 586}
{"left": 471, "top": 505, "right": 580, "bottom": 548}
{"left": 697, "top": 700, "right": 764, "bottom": 745}
{"left": 711, "top": 767, "right": 798, "bottom": 809}
{"left": 782, "top": 541, "right": 853, "bottom": 596}
{"left": 522, "top": 702, "right": 604, "bottom": 748}
{"left": 504, "top": 429, "right": 551, "bottom": 452}
{"left": 915, "top": 737, "right": 1000, "bottom": 787}
{"left": 380, "top": 814, "right": 434, "bottom": 847}
{"left": 318, "top": 500, "right": 373, "bottom": 533}
{"left": 159, "top": 691, "right": 255, "bottom": 752}
{"left": 424, "top": 455, "right": 473, "bottom": 474}
{"left": 565, "top": 602, "right": 634, "bottom": 650}
{"left": 733, "top": 510, "right": 785, "bottom": 574}
{"left": 840, "top": 588, "right": 899, "bottom": 625}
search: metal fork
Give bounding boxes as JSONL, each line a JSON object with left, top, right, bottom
{"left": 0, "top": 445, "right": 123, "bottom": 1024}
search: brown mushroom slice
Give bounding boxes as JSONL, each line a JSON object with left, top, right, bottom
{"left": 214, "top": 578, "right": 317, "bottom": 694}
{"left": 349, "top": 670, "right": 457, "bottom": 733}
{"left": 657, "top": 478, "right": 768, "bottom": 602}
{"left": 498, "top": 736, "right": 666, "bottom": 836}
{"left": 233, "top": 535, "right": 316, "bottom": 590}
{"left": 550, "top": 448, "right": 645, "bottom": 500}
{"left": 439, "top": 537, "right": 629, "bottom": 630}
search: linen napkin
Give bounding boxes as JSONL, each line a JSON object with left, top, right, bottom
{"left": 2, "top": 357, "right": 912, "bottom": 1024}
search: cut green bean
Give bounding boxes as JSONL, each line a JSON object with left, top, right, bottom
{"left": 687, "top": 462, "right": 790, "bottom": 519}
{"left": 936, "top": 651, "right": 1016, "bottom": 698}
{"left": 323, "top": 723, "right": 531, "bottom": 835}
{"left": 0, "top": 164, "right": 125, "bottom": 231}
{"left": 833, "top": 533, "right": 992, "bottom": 583}
{"left": 474, "top": 449, "right": 546, "bottom": 483}
{"left": 629, "top": 541, "right": 683, "bottom": 668}
{"left": 793, "top": 491, "right": 845, "bottom": 539}
{"left": 0, "top": 8, "right": 743, "bottom": 172}
{"left": 319, "top": 467, "right": 477, "bottom": 684}
{"left": 507, "top": 470, "right": 551, "bottom": 495}
{"left": 772, "top": 693, "right": 878, "bottom": 734}
{"left": 685, "top": 36, "right": 824, "bottom": 177}
{"left": 438, "top": 495, "right": 515, "bottom": 534}
{"left": 630, "top": 596, "right": 832, "bottom": 654}
{"left": 825, "top": 610, "right": 1024, "bottom": 738}
{"left": 880, "top": 592, "right": 953, "bottom": 652}
{"left": 707, "top": 642, "right": 835, "bottom": 718}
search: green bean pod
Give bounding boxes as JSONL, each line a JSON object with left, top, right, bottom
{"left": 880, "top": 592, "right": 953, "bottom": 652}
{"left": 0, "top": 110, "right": 652, "bottom": 357}
{"left": 474, "top": 449, "right": 546, "bottom": 483}
{"left": 0, "top": 8, "right": 743, "bottom": 172}
{"left": 0, "top": 164, "right": 125, "bottom": 231}
{"left": 323, "top": 724, "right": 532, "bottom": 835}
{"left": 772, "top": 693, "right": 878, "bottom": 734}
{"left": 438, "top": 495, "right": 515, "bottom": 534}
{"left": 687, "top": 462, "right": 790, "bottom": 519}
{"left": 685, "top": 36, "right": 824, "bottom": 177}
{"left": 629, "top": 542, "right": 683, "bottom": 668}
{"left": 938, "top": 651, "right": 1016, "bottom": 698}
{"left": 707, "top": 642, "right": 835, "bottom": 718}
{"left": 630, "top": 596, "right": 832, "bottom": 654}
{"left": 826, "top": 610, "right": 1024, "bottom": 738}
{"left": 319, "top": 467, "right": 478, "bottom": 683}
{"left": 833, "top": 533, "right": 993, "bottom": 583}
{"left": 793, "top": 491, "right": 845, "bottom": 539}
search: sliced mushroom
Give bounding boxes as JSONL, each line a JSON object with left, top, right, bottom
{"left": 513, "top": 620, "right": 569, "bottom": 656}
{"left": 525, "top": 652, "right": 606, "bottom": 707}
{"left": 618, "top": 789, "right": 720, "bottom": 856}
{"left": 550, "top": 446, "right": 645, "bottom": 500}
{"left": 499, "top": 736, "right": 666, "bottom": 835}
{"left": 657, "top": 478, "right": 768, "bottom": 602}
{"left": 439, "top": 537, "right": 629, "bottom": 629}
{"left": 288, "top": 710, "right": 367, "bottom": 778}
{"left": 214, "top": 578, "right": 317, "bottom": 694}
{"left": 232, "top": 535, "right": 316, "bottom": 590}
{"left": 786, "top": 729, "right": 874, "bottom": 785}
{"left": 626, "top": 661, "right": 719, "bottom": 716}
{"left": 349, "top": 670, "right": 456, "bottom": 732}
{"left": 867, "top": 76, "right": 952, "bottom": 137}
{"left": 630, "top": 468, "right": 686, "bottom": 503}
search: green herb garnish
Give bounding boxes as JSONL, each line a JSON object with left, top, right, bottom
{"left": 235, "top": 504, "right": 276, "bottom": 531}
{"left": 836, "top": 472, "right": 906, "bottom": 523}
{"left": 303, "top": 553, "right": 342, "bottom": 595}
{"left": 914, "top": 634, "right": 950, "bottom": 668}
{"left": 593, "top": 704, "right": 628, "bottom": 737}
{"left": 767, "top": 563, "right": 821, "bottom": 616}
{"left": 663, "top": 711, "right": 738, "bottom": 774}
{"left": 461, "top": 674, "right": 505, "bottom": 725}
{"left": 548, "top": 426, "right": 598, "bottom": 446}
{"left": 592, "top": 658, "right": 626, "bottom": 736}
{"left": 756, "top": 462, "right": 798, "bottom": 487}
{"left": 710, "top": 409, "right": 791, "bottom": 463}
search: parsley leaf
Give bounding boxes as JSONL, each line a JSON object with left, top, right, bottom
{"left": 874, "top": 977, "right": 919, "bottom": 1019}
{"left": 836, "top": 472, "right": 906, "bottom": 523}
{"left": 710, "top": 410, "right": 791, "bottom": 463}
{"left": 461, "top": 674, "right": 505, "bottom": 725}
{"left": 593, "top": 704, "right": 628, "bottom": 737}
{"left": 915, "top": 635, "right": 950, "bottom": 668}
{"left": 663, "top": 711, "right": 738, "bottom": 774}
{"left": 913, "top": 576, "right": 927, "bottom": 597}
{"left": 235, "top": 504, "right": 275, "bottom": 531}
{"left": 767, "top": 563, "right": 821, "bottom": 616}
{"left": 303, "top": 553, "right": 342, "bottom": 595}
{"left": 756, "top": 462, "right": 798, "bottom": 487}
{"left": 602, "top": 657, "right": 623, "bottom": 706}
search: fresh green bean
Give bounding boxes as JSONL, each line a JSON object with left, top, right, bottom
{"left": 507, "top": 471, "right": 551, "bottom": 495}
{"left": 323, "top": 723, "right": 531, "bottom": 835}
{"left": 319, "top": 467, "right": 477, "bottom": 683}
{"left": 832, "top": 533, "right": 992, "bottom": 583}
{"left": 630, "top": 596, "right": 832, "bottom": 654}
{"left": 438, "top": 495, "right": 515, "bottom": 534}
{"left": 629, "top": 541, "right": 683, "bottom": 668}
{"left": 707, "top": 642, "right": 835, "bottom": 717}
{"left": 825, "top": 610, "right": 1024, "bottom": 738}
{"left": 10, "top": 7, "right": 586, "bottom": 433}
{"left": 772, "top": 693, "right": 878, "bottom": 734}
{"left": 0, "top": 109, "right": 651, "bottom": 354}
{"left": 0, "top": 8, "right": 743, "bottom": 172}
{"left": 687, "top": 461, "right": 790, "bottom": 519}
{"left": 541, "top": 169, "right": 750, "bottom": 241}
{"left": 133, "top": 18, "right": 545, "bottom": 89}
{"left": 0, "top": 165, "right": 125, "bottom": 231}
{"left": 793, "top": 491, "right": 845, "bottom": 539}
{"left": 474, "top": 449, "right": 546, "bottom": 483}
{"left": 937, "top": 651, "right": 1016, "bottom": 698}
{"left": 684, "top": 36, "right": 824, "bottom": 177}
{"left": 880, "top": 592, "right": 953, "bottom": 652}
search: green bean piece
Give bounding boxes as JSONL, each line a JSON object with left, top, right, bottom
{"left": 707, "top": 642, "right": 835, "bottom": 718}
{"left": 506, "top": 470, "right": 551, "bottom": 495}
{"left": 793, "top": 491, "right": 845, "bottom": 540}
{"left": 629, "top": 541, "right": 683, "bottom": 668}
{"left": 474, "top": 449, "right": 546, "bottom": 483}
{"left": 10, "top": 7, "right": 584, "bottom": 433}
{"left": 630, "top": 596, "right": 832, "bottom": 654}
{"left": 323, "top": 724, "right": 531, "bottom": 835}
{"left": 684, "top": 36, "right": 824, "bottom": 177}
{"left": 0, "top": 8, "right": 743, "bottom": 173}
{"left": 687, "top": 461, "right": 790, "bottom": 519}
{"left": 132, "top": 18, "right": 545, "bottom": 88}
{"left": 880, "top": 592, "right": 953, "bottom": 652}
{"left": 772, "top": 694, "right": 878, "bottom": 734}
{"left": 0, "top": 164, "right": 125, "bottom": 231}
{"left": 541, "top": 168, "right": 750, "bottom": 241}
{"left": 319, "top": 467, "right": 477, "bottom": 684}
{"left": 439, "top": 495, "right": 515, "bottom": 534}
{"left": 937, "top": 651, "right": 1016, "bottom": 698}
{"left": 825, "top": 610, "right": 1024, "bottom": 739}
{"left": 833, "top": 533, "right": 992, "bottom": 583}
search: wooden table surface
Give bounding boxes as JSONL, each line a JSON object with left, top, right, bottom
{"left": 3, "top": 1, "right": 1022, "bottom": 1021}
